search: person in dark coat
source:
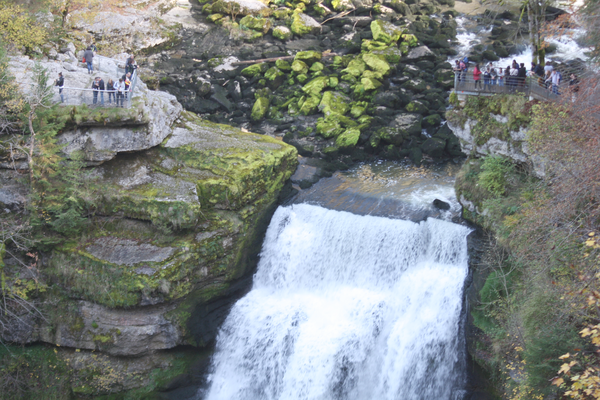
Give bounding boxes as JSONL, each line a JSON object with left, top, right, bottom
{"left": 92, "top": 77, "right": 100, "bottom": 104}
{"left": 98, "top": 77, "right": 105, "bottom": 105}
{"left": 83, "top": 46, "right": 94, "bottom": 74}
{"left": 125, "top": 54, "right": 137, "bottom": 75}
{"left": 517, "top": 63, "right": 527, "bottom": 87}
{"left": 54, "top": 72, "right": 64, "bottom": 103}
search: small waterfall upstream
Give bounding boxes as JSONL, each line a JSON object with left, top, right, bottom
{"left": 201, "top": 202, "right": 471, "bottom": 400}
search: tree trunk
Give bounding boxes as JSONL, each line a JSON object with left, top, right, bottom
{"left": 28, "top": 111, "right": 35, "bottom": 184}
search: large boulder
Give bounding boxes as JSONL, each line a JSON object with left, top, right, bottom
{"left": 291, "top": 12, "right": 322, "bottom": 36}
{"left": 380, "top": 113, "right": 422, "bottom": 145}
{"left": 405, "top": 45, "right": 436, "bottom": 61}
{"left": 212, "top": 0, "right": 271, "bottom": 17}
{"left": 319, "top": 91, "right": 351, "bottom": 116}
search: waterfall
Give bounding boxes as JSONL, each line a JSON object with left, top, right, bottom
{"left": 203, "top": 203, "right": 471, "bottom": 400}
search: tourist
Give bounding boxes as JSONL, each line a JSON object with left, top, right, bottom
{"left": 531, "top": 62, "right": 544, "bottom": 77}
{"left": 548, "top": 70, "right": 561, "bottom": 95}
{"left": 125, "top": 54, "right": 137, "bottom": 75}
{"left": 483, "top": 65, "right": 491, "bottom": 91}
{"left": 115, "top": 78, "right": 125, "bottom": 107}
{"left": 510, "top": 65, "right": 519, "bottom": 91}
{"left": 459, "top": 58, "right": 467, "bottom": 83}
{"left": 497, "top": 67, "right": 504, "bottom": 87}
{"left": 121, "top": 72, "right": 132, "bottom": 104}
{"left": 517, "top": 63, "right": 527, "bottom": 87}
{"left": 569, "top": 73, "right": 580, "bottom": 92}
{"left": 92, "top": 77, "right": 100, "bottom": 104}
{"left": 83, "top": 46, "right": 94, "bottom": 74}
{"left": 512, "top": 59, "right": 519, "bottom": 71}
{"left": 54, "top": 72, "right": 64, "bottom": 103}
{"left": 504, "top": 66, "right": 511, "bottom": 89}
{"left": 490, "top": 64, "right": 498, "bottom": 86}
{"left": 107, "top": 78, "right": 115, "bottom": 104}
{"left": 473, "top": 63, "right": 482, "bottom": 90}
{"left": 98, "top": 77, "right": 105, "bottom": 105}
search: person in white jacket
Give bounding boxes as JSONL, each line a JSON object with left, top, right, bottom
{"left": 115, "top": 78, "right": 126, "bottom": 107}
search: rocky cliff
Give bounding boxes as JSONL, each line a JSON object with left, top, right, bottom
{"left": 0, "top": 56, "right": 297, "bottom": 398}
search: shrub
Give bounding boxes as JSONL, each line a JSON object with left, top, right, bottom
{"left": 478, "top": 156, "right": 514, "bottom": 197}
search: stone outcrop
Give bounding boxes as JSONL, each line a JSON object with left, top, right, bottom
{"left": 0, "top": 55, "right": 298, "bottom": 396}
{"left": 448, "top": 114, "right": 545, "bottom": 177}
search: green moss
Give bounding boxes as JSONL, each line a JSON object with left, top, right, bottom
{"left": 361, "top": 77, "right": 382, "bottom": 91}
{"left": 241, "top": 63, "right": 269, "bottom": 78}
{"left": 301, "top": 76, "right": 329, "bottom": 96}
{"left": 291, "top": 12, "right": 317, "bottom": 36}
{"left": 370, "top": 19, "right": 405, "bottom": 44}
{"left": 239, "top": 15, "right": 272, "bottom": 33}
{"left": 318, "top": 91, "right": 349, "bottom": 116}
{"left": 335, "top": 128, "right": 360, "bottom": 148}
{"left": 251, "top": 96, "right": 270, "bottom": 121}
{"left": 291, "top": 59, "right": 309, "bottom": 74}
{"left": 294, "top": 50, "right": 322, "bottom": 65}
{"left": 362, "top": 53, "right": 391, "bottom": 76}
{"left": 341, "top": 58, "right": 366, "bottom": 77}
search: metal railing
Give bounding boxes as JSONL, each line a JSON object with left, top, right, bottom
{"left": 54, "top": 68, "right": 138, "bottom": 108}
{"left": 453, "top": 70, "right": 584, "bottom": 101}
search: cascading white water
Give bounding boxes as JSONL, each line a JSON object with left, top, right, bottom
{"left": 203, "top": 203, "right": 471, "bottom": 400}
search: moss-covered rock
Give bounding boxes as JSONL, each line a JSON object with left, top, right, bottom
{"left": 275, "top": 59, "right": 292, "bottom": 71}
{"left": 372, "top": 46, "right": 403, "bottom": 63}
{"left": 405, "top": 100, "right": 428, "bottom": 115}
{"left": 302, "top": 76, "right": 330, "bottom": 96}
{"left": 318, "top": 91, "right": 350, "bottom": 116}
{"left": 423, "top": 113, "right": 442, "bottom": 128}
{"left": 241, "top": 63, "right": 269, "bottom": 78}
{"left": 361, "top": 77, "right": 382, "bottom": 91}
{"left": 351, "top": 102, "right": 367, "bottom": 118}
{"left": 291, "top": 59, "right": 309, "bottom": 74}
{"left": 370, "top": 20, "right": 405, "bottom": 44}
{"left": 309, "top": 62, "right": 324, "bottom": 72}
{"left": 251, "top": 96, "right": 270, "bottom": 120}
{"left": 294, "top": 51, "right": 322, "bottom": 65}
{"left": 299, "top": 95, "right": 321, "bottom": 115}
{"left": 272, "top": 25, "right": 292, "bottom": 40}
{"left": 380, "top": 113, "right": 422, "bottom": 145}
{"left": 291, "top": 11, "right": 321, "bottom": 36}
{"left": 362, "top": 53, "right": 391, "bottom": 76}
{"left": 316, "top": 117, "right": 344, "bottom": 138}
{"left": 335, "top": 128, "right": 361, "bottom": 148}
{"left": 273, "top": 7, "right": 292, "bottom": 19}
{"left": 208, "top": 13, "right": 225, "bottom": 22}
{"left": 341, "top": 58, "right": 367, "bottom": 77}
{"left": 239, "top": 15, "right": 272, "bottom": 33}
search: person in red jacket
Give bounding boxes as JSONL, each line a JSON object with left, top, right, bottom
{"left": 473, "top": 63, "right": 482, "bottom": 90}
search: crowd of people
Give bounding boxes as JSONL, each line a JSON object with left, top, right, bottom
{"left": 55, "top": 47, "right": 138, "bottom": 107}
{"left": 454, "top": 57, "right": 580, "bottom": 96}
{"left": 89, "top": 71, "right": 134, "bottom": 107}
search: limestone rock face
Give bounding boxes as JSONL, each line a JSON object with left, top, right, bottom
{"left": 7, "top": 56, "right": 182, "bottom": 166}
{"left": 58, "top": 90, "right": 182, "bottom": 164}
{"left": 447, "top": 116, "right": 545, "bottom": 177}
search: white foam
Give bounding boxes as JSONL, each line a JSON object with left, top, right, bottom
{"left": 203, "top": 204, "right": 471, "bottom": 400}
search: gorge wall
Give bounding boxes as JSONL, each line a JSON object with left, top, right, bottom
{"left": 0, "top": 55, "right": 297, "bottom": 397}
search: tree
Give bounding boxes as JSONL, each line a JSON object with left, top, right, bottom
{"left": 0, "top": 2, "right": 46, "bottom": 51}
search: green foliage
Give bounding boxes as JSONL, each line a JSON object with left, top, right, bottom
{"left": 0, "top": 344, "right": 72, "bottom": 399}
{"left": 478, "top": 156, "right": 514, "bottom": 197}
{"left": 0, "top": 3, "right": 47, "bottom": 51}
